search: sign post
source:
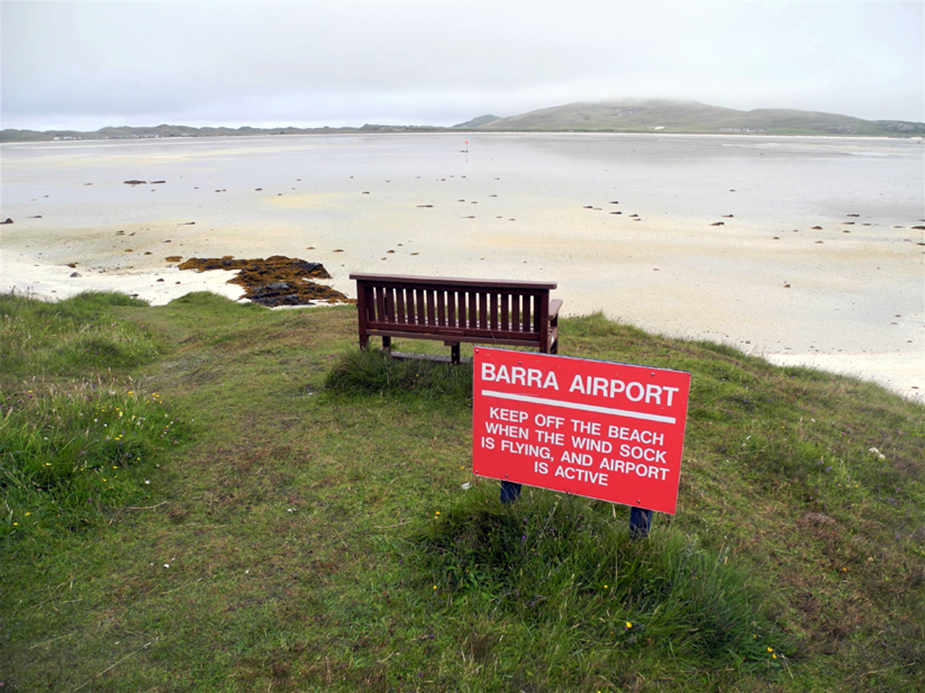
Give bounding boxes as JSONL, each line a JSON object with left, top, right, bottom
{"left": 473, "top": 347, "right": 691, "bottom": 533}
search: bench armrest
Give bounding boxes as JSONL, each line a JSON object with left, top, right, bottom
{"left": 549, "top": 299, "right": 563, "bottom": 320}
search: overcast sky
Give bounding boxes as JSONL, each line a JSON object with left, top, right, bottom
{"left": 2, "top": 0, "right": 923, "bottom": 130}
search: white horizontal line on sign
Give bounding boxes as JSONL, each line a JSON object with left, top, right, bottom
{"left": 480, "top": 390, "right": 677, "bottom": 425}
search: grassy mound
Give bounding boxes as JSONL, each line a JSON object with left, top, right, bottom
{"left": 0, "top": 290, "right": 161, "bottom": 374}
{"left": 325, "top": 348, "right": 474, "bottom": 399}
{"left": 415, "top": 490, "right": 789, "bottom": 681}
{"left": 1, "top": 295, "right": 922, "bottom": 692}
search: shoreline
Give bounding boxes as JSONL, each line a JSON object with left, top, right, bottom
{"left": 3, "top": 129, "right": 923, "bottom": 146}
{"left": 2, "top": 132, "right": 921, "bottom": 402}
{"left": 3, "top": 237, "right": 922, "bottom": 404}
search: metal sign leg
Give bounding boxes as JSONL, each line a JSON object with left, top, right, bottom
{"left": 500, "top": 481, "right": 523, "bottom": 504}
{"left": 629, "top": 507, "right": 653, "bottom": 538}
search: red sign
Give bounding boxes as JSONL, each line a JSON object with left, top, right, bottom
{"left": 472, "top": 347, "right": 691, "bottom": 514}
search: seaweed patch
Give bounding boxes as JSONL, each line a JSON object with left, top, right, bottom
{"left": 177, "top": 255, "right": 353, "bottom": 307}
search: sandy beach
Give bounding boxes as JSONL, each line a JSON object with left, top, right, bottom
{"left": 2, "top": 133, "right": 923, "bottom": 401}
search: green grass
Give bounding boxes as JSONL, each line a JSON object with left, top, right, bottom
{"left": 0, "top": 290, "right": 162, "bottom": 375}
{"left": 1, "top": 382, "right": 186, "bottom": 540}
{"left": 1, "top": 296, "right": 922, "bottom": 692}
{"left": 325, "top": 348, "right": 475, "bottom": 399}
{"left": 414, "top": 491, "right": 790, "bottom": 684}
{"left": 0, "top": 291, "right": 187, "bottom": 541}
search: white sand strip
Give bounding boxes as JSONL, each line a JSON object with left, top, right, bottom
{"left": 1, "top": 253, "right": 245, "bottom": 304}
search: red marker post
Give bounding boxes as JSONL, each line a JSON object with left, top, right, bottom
{"left": 473, "top": 347, "right": 691, "bottom": 525}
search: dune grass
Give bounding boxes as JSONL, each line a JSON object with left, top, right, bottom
{"left": 1, "top": 293, "right": 922, "bottom": 692}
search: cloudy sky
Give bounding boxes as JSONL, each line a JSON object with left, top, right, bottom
{"left": 2, "top": 0, "right": 923, "bottom": 130}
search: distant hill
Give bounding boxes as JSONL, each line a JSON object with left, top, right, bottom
{"left": 452, "top": 114, "right": 502, "bottom": 128}
{"left": 0, "top": 123, "right": 364, "bottom": 143}
{"left": 0, "top": 122, "right": 451, "bottom": 143}
{"left": 473, "top": 99, "right": 925, "bottom": 136}
{"left": 3, "top": 100, "right": 922, "bottom": 142}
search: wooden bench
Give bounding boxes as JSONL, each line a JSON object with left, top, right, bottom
{"left": 350, "top": 273, "right": 562, "bottom": 363}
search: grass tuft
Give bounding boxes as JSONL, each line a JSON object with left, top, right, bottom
{"left": 414, "top": 488, "right": 790, "bottom": 670}
{"left": 1, "top": 381, "right": 189, "bottom": 542}
{"left": 0, "top": 290, "right": 161, "bottom": 375}
{"left": 324, "top": 348, "right": 474, "bottom": 399}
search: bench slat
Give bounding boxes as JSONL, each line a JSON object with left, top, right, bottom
{"left": 385, "top": 287, "right": 395, "bottom": 325}
{"left": 426, "top": 290, "right": 436, "bottom": 325}
{"left": 350, "top": 273, "right": 557, "bottom": 291}
{"left": 447, "top": 290, "right": 456, "bottom": 326}
{"left": 436, "top": 289, "right": 446, "bottom": 327}
{"left": 414, "top": 289, "right": 424, "bottom": 325}
{"left": 375, "top": 286, "right": 386, "bottom": 324}
{"left": 458, "top": 291, "right": 467, "bottom": 329}
{"left": 395, "top": 288, "right": 405, "bottom": 325}
{"left": 366, "top": 327, "right": 545, "bottom": 347}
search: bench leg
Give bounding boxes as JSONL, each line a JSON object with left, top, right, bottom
{"left": 382, "top": 335, "right": 392, "bottom": 356}
{"left": 451, "top": 343, "right": 461, "bottom": 364}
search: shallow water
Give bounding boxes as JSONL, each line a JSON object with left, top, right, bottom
{"left": 3, "top": 132, "right": 921, "bottom": 226}
{"left": 2, "top": 133, "right": 923, "bottom": 399}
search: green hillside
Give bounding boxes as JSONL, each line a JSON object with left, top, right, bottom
{"left": 1, "top": 291, "right": 923, "bottom": 691}
{"left": 4, "top": 100, "right": 922, "bottom": 142}
{"left": 475, "top": 99, "right": 925, "bottom": 136}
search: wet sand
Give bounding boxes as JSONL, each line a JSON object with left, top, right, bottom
{"left": 1, "top": 134, "right": 922, "bottom": 401}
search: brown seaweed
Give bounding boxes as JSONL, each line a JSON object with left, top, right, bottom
{"left": 177, "top": 255, "right": 353, "bottom": 307}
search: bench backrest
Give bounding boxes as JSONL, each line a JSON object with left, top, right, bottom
{"left": 350, "top": 273, "right": 557, "bottom": 342}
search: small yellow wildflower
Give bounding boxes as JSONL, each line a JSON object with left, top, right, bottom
{"left": 625, "top": 622, "right": 632, "bottom": 629}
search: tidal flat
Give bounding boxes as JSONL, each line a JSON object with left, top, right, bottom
{"left": 1, "top": 132, "right": 922, "bottom": 399}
